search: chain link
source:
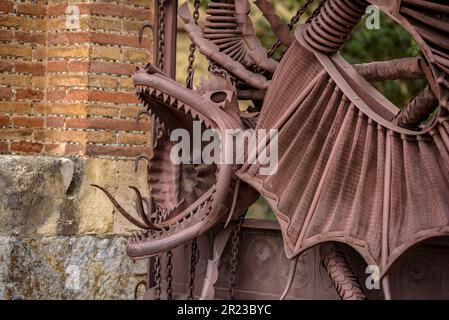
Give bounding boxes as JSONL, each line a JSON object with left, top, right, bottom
{"left": 267, "top": 0, "right": 315, "bottom": 58}
{"left": 288, "top": 0, "right": 315, "bottom": 29}
{"left": 166, "top": 249, "right": 173, "bottom": 300}
{"left": 153, "top": 203, "right": 164, "bottom": 299}
{"left": 187, "top": 238, "right": 198, "bottom": 300}
{"left": 228, "top": 215, "right": 245, "bottom": 300}
{"left": 157, "top": 0, "right": 166, "bottom": 69}
{"left": 149, "top": 0, "right": 172, "bottom": 299}
{"left": 209, "top": 62, "right": 233, "bottom": 81}
{"left": 306, "top": 0, "right": 326, "bottom": 24}
{"left": 154, "top": 255, "right": 162, "bottom": 300}
{"left": 275, "top": 0, "right": 327, "bottom": 60}
{"left": 185, "top": 0, "right": 201, "bottom": 88}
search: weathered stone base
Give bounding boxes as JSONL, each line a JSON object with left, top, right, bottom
{"left": 0, "top": 155, "right": 149, "bottom": 299}
{"left": 0, "top": 235, "right": 146, "bottom": 300}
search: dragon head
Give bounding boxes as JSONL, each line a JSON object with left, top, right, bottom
{"left": 94, "top": 64, "right": 258, "bottom": 259}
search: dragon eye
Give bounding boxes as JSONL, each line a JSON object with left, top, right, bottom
{"left": 210, "top": 91, "right": 228, "bottom": 103}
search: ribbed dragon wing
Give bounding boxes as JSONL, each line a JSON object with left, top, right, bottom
{"left": 237, "top": 0, "right": 449, "bottom": 276}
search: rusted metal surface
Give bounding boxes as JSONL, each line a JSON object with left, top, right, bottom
{"left": 93, "top": 0, "right": 449, "bottom": 299}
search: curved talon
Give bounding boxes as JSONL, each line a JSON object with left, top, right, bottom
{"left": 130, "top": 187, "right": 152, "bottom": 226}
{"left": 129, "top": 186, "right": 161, "bottom": 230}
{"left": 139, "top": 21, "right": 154, "bottom": 45}
{"left": 224, "top": 180, "right": 241, "bottom": 228}
{"left": 91, "top": 184, "right": 154, "bottom": 230}
{"left": 280, "top": 256, "right": 299, "bottom": 300}
{"left": 142, "top": 196, "right": 155, "bottom": 220}
{"left": 382, "top": 275, "right": 392, "bottom": 300}
{"left": 134, "top": 155, "right": 151, "bottom": 173}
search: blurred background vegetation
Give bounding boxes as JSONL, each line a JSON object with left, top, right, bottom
{"left": 174, "top": 0, "right": 426, "bottom": 220}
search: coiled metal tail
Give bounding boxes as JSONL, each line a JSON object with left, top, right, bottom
{"left": 304, "top": 0, "right": 368, "bottom": 54}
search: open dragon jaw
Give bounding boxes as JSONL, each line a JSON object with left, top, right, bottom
{"left": 94, "top": 64, "right": 259, "bottom": 259}
{"left": 94, "top": 0, "right": 449, "bottom": 300}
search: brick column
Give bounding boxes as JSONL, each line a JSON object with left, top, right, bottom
{"left": 0, "top": 0, "right": 153, "bottom": 158}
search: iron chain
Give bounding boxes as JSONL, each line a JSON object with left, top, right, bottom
{"left": 154, "top": 255, "right": 162, "bottom": 300}
{"left": 186, "top": 0, "right": 201, "bottom": 88}
{"left": 288, "top": 0, "right": 315, "bottom": 29}
{"left": 153, "top": 0, "right": 169, "bottom": 301}
{"left": 153, "top": 206, "right": 164, "bottom": 299}
{"left": 157, "top": 0, "right": 166, "bottom": 69}
{"left": 267, "top": 0, "right": 315, "bottom": 58}
{"left": 306, "top": 0, "right": 327, "bottom": 24}
{"left": 209, "top": 62, "right": 233, "bottom": 81}
{"left": 166, "top": 249, "right": 173, "bottom": 300}
{"left": 187, "top": 238, "right": 198, "bottom": 300}
{"left": 228, "top": 215, "right": 245, "bottom": 300}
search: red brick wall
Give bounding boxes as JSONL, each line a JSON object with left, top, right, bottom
{"left": 0, "top": 0, "right": 153, "bottom": 158}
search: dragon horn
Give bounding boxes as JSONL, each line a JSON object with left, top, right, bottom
{"left": 91, "top": 184, "right": 155, "bottom": 230}
{"left": 129, "top": 186, "right": 161, "bottom": 230}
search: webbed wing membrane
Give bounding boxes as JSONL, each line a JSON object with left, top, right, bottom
{"left": 237, "top": 0, "right": 449, "bottom": 276}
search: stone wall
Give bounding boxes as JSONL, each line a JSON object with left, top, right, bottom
{"left": 0, "top": 1, "right": 155, "bottom": 299}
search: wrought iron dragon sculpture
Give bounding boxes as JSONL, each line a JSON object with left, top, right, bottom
{"left": 93, "top": 0, "right": 449, "bottom": 300}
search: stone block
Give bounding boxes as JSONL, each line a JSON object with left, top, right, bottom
{"left": 0, "top": 155, "right": 74, "bottom": 236}
{"left": 0, "top": 235, "right": 146, "bottom": 299}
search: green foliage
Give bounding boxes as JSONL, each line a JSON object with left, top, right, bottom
{"left": 343, "top": 13, "right": 421, "bottom": 63}
{"left": 342, "top": 12, "right": 425, "bottom": 106}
